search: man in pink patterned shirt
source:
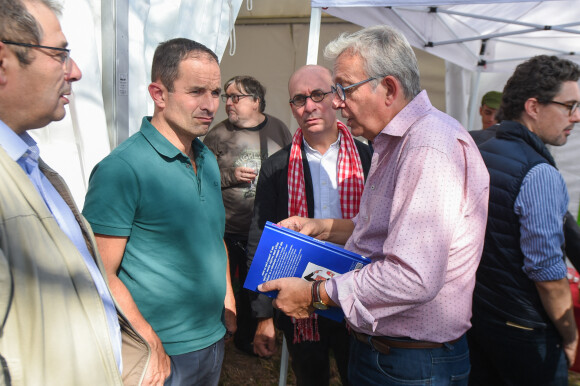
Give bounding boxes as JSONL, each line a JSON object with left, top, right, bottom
{"left": 259, "top": 25, "right": 489, "bottom": 385}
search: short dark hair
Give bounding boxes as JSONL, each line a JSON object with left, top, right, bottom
{"left": 0, "top": 0, "right": 62, "bottom": 65}
{"left": 151, "top": 38, "right": 219, "bottom": 92}
{"left": 501, "top": 55, "right": 580, "bottom": 121}
{"left": 224, "top": 75, "right": 266, "bottom": 113}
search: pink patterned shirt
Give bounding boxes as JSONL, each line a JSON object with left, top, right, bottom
{"left": 325, "top": 91, "right": 489, "bottom": 342}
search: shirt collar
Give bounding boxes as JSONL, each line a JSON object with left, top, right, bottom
{"left": 140, "top": 116, "right": 206, "bottom": 161}
{"left": 140, "top": 116, "right": 187, "bottom": 159}
{"left": 377, "top": 90, "right": 432, "bottom": 140}
{"left": 0, "top": 118, "right": 39, "bottom": 162}
{"left": 302, "top": 132, "right": 342, "bottom": 156}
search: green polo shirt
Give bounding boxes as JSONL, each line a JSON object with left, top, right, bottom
{"left": 83, "top": 117, "right": 226, "bottom": 355}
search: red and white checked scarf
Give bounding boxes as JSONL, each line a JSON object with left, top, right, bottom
{"left": 287, "top": 120, "right": 364, "bottom": 220}
{"left": 287, "top": 120, "right": 365, "bottom": 343}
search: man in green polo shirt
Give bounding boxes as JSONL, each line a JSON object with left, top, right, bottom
{"left": 83, "top": 38, "right": 235, "bottom": 386}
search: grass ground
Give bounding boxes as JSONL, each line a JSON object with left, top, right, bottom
{"left": 571, "top": 371, "right": 580, "bottom": 386}
{"left": 219, "top": 329, "right": 343, "bottom": 385}
{"left": 219, "top": 331, "right": 296, "bottom": 386}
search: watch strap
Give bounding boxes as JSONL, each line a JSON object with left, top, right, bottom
{"left": 312, "top": 280, "right": 327, "bottom": 307}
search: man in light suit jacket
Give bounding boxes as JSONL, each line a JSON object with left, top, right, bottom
{"left": 0, "top": 0, "right": 149, "bottom": 384}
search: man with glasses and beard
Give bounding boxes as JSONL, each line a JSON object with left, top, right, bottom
{"left": 204, "top": 75, "right": 291, "bottom": 357}
{"left": 468, "top": 55, "right": 580, "bottom": 385}
{"left": 246, "top": 65, "right": 371, "bottom": 385}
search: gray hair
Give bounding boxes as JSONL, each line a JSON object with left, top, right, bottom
{"left": 0, "top": 0, "right": 62, "bottom": 65}
{"left": 324, "top": 25, "right": 421, "bottom": 100}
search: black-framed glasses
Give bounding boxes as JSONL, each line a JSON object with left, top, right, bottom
{"left": 334, "top": 76, "right": 385, "bottom": 102}
{"left": 548, "top": 100, "right": 580, "bottom": 117}
{"left": 289, "top": 89, "right": 334, "bottom": 107}
{"left": 221, "top": 93, "right": 252, "bottom": 103}
{"left": 1, "top": 40, "right": 71, "bottom": 75}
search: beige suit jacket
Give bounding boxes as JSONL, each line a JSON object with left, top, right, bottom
{"left": 0, "top": 148, "right": 149, "bottom": 385}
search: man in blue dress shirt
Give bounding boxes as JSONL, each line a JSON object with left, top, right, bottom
{"left": 468, "top": 55, "right": 580, "bottom": 385}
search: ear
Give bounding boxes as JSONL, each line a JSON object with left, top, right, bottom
{"left": 523, "top": 97, "right": 540, "bottom": 120}
{"left": 381, "top": 75, "right": 400, "bottom": 107}
{"left": 0, "top": 43, "right": 10, "bottom": 86}
{"left": 148, "top": 81, "right": 166, "bottom": 109}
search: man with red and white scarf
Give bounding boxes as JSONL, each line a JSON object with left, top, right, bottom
{"left": 245, "top": 65, "right": 371, "bottom": 385}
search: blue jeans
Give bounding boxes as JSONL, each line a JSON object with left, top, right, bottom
{"left": 164, "top": 338, "right": 225, "bottom": 386}
{"left": 348, "top": 334, "right": 470, "bottom": 385}
{"left": 467, "top": 308, "right": 567, "bottom": 385}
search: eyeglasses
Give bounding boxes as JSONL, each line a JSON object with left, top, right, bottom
{"left": 221, "top": 94, "right": 252, "bottom": 103}
{"left": 289, "top": 89, "right": 334, "bottom": 107}
{"left": 333, "top": 76, "right": 384, "bottom": 102}
{"left": 548, "top": 100, "right": 580, "bottom": 117}
{"left": 1, "top": 40, "right": 71, "bottom": 75}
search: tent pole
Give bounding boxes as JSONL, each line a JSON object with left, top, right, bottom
{"left": 467, "top": 68, "right": 482, "bottom": 131}
{"left": 306, "top": 7, "right": 322, "bottom": 65}
{"left": 101, "top": 0, "right": 129, "bottom": 149}
{"left": 278, "top": 336, "right": 289, "bottom": 386}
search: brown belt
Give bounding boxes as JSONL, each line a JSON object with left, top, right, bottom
{"left": 352, "top": 330, "right": 461, "bottom": 355}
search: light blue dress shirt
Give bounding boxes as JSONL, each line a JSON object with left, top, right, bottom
{"left": 0, "top": 120, "right": 123, "bottom": 372}
{"left": 515, "top": 163, "right": 569, "bottom": 282}
{"left": 303, "top": 133, "right": 343, "bottom": 220}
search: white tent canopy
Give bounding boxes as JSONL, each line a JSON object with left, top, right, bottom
{"left": 311, "top": 0, "right": 580, "bottom": 73}
{"left": 309, "top": 0, "right": 580, "bottom": 126}
{"left": 308, "top": 0, "right": 580, "bottom": 217}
